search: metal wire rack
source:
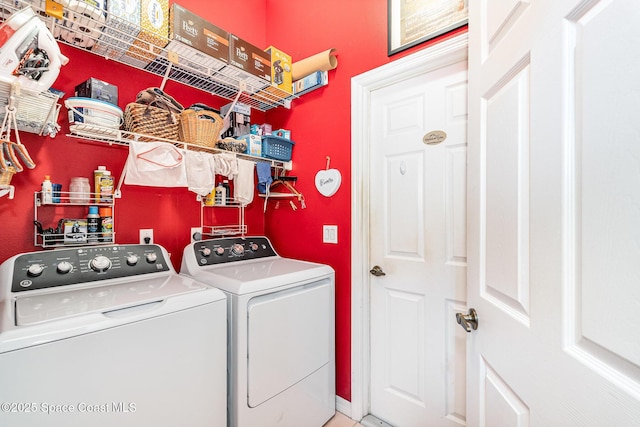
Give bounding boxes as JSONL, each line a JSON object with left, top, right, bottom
{"left": 4, "top": 0, "right": 295, "bottom": 111}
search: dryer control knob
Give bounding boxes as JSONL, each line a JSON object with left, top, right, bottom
{"left": 27, "top": 263, "right": 44, "bottom": 277}
{"left": 145, "top": 252, "right": 158, "bottom": 263}
{"left": 90, "top": 255, "right": 112, "bottom": 272}
{"left": 126, "top": 255, "right": 139, "bottom": 266}
{"left": 231, "top": 243, "right": 245, "bottom": 256}
{"left": 201, "top": 247, "right": 212, "bottom": 257}
{"left": 215, "top": 247, "right": 225, "bottom": 256}
{"left": 249, "top": 243, "right": 259, "bottom": 252}
{"left": 56, "top": 261, "right": 73, "bottom": 274}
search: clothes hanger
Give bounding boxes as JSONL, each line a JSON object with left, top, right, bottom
{"left": 261, "top": 176, "right": 306, "bottom": 211}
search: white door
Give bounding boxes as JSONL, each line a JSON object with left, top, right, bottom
{"left": 467, "top": 0, "right": 640, "bottom": 425}
{"left": 368, "top": 60, "right": 468, "bottom": 426}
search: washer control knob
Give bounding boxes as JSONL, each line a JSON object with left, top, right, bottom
{"left": 201, "top": 247, "right": 212, "bottom": 257}
{"left": 126, "top": 255, "right": 139, "bottom": 266}
{"left": 56, "top": 261, "right": 73, "bottom": 274}
{"left": 145, "top": 252, "right": 158, "bottom": 263}
{"left": 215, "top": 247, "right": 225, "bottom": 256}
{"left": 90, "top": 255, "right": 112, "bottom": 273}
{"left": 231, "top": 243, "right": 245, "bottom": 256}
{"left": 249, "top": 243, "right": 259, "bottom": 252}
{"left": 27, "top": 264, "right": 44, "bottom": 277}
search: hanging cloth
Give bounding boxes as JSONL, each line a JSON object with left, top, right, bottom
{"left": 124, "top": 140, "right": 188, "bottom": 187}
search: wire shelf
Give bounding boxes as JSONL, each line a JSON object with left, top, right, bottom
{"left": 7, "top": 0, "right": 295, "bottom": 111}
{"left": 67, "top": 123, "right": 289, "bottom": 168}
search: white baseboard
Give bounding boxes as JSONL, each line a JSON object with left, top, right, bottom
{"left": 336, "top": 396, "right": 352, "bottom": 420}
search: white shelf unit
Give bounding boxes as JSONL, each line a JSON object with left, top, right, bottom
{"left": 0, "top": 81, "right": 61, "bottom": 137}
{"left": 67, "top": 124, "right": 289, "bottom": 238}
{"left": 34, "top": 190, "right": 116, "bottom": 248}
{"left": 6, "top": 0, "right": 294, "bottom": 112}
{"left": 202, "top": 206, "right": 248, "bottom": 238}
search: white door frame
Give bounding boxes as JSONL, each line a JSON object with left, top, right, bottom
{"left": 350, "top": 33, "right": 469, "bottom": 422}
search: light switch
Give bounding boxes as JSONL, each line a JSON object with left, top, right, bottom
{"left": 323, "top": 225, "right": 338, "bottom": 244}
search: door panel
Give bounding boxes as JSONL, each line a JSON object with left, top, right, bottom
{"left": 468, "top": 0, "right": 640, "bottom": 425}
{"left": 481, "top": 359, "right": 530, "bottom": 427}
{"left": 567, "top": 0, "right": 640, "bottom": 380}
{"left": 483, "top": 60, "right": 531, "bottom": 322}
{"left": 370, "top": 61, "right": 468, "bottom": 427}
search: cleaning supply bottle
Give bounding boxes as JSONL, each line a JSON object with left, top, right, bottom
{"left": 94, "top": 166, "right": 106, "bottom": 202}
{"left": 87, "top": 206, "right": 100, "bottom": 243}
{"left": 215, "top": 182, "right": 226, "bottom": 206}
{"left": 99, "top": 170, "right": 114, "bottom": 203}
{"left": 222, "top": 180, "right": 231, "bottom": 204}
{"left": 41, "top": 175, "right": 53, "bottom": 204}
{"left": 99, "top": 206, "right": 113, "bottom": 242}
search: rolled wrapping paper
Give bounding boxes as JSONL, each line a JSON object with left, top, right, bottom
{"left": 291, "top": 48, "right": 338, "bottom": 81}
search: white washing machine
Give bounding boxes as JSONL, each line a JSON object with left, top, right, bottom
{"left": 0, "top": 244, "right": 227, "bottom": 427}
{"left": 181, "top": 236, "right": 335, "bottom": 427}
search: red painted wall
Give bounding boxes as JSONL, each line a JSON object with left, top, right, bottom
{"left": 263, "top": 0, "right": 466, "bottom": 401}
{"left": 0, "top": 0, "right": 268, "bottom": 269}
{"left": 0, "top": 0, "right": 466, "bottom": 403}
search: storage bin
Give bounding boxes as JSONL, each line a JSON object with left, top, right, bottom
{"left": 262, "top": 135, "right": 294, "bottom": 161}
{"left": 65, "top": 97, "right": 123, "bottom": 129}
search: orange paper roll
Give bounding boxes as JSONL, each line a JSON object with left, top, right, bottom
{"left": 291, "top": 48, "right": 338, "bottom": 81}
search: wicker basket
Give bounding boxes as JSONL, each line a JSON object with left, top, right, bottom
{"left": 0, "top": 166, "right": 16, "bottom": 186}
{"left": 124, "top": 103, "right": 180, "bottom": 140}
{"left": 179, "top": 109, "right": 224, "bottom": 149}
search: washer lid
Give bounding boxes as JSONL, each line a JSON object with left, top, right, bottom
{"left": 185, "top": 258, "right": 334, "bottom": 295}
{"left": 14, "top": 274, "right": 215, "bottom": 326}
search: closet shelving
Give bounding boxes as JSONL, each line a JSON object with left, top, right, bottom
{"left": 33, "top": 190, "right": 115, "bottom": 248}
{"left": 67, "top": 123, "right": 290, "bottom": 170}
{"left": 7, "top": 0, "right": 295, "bottom": 112}
{"left": 0, "top": 81, "right": 61, "bottom": 137}
{"left": 200, "top": 203, "right": 248, "bottom": 238}
{"left": 68, "top": 123, "right": 287, "bottom": 238}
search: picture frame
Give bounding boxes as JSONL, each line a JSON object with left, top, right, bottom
{"left": 388, "top": 0, "right": 468, "bottom": 56}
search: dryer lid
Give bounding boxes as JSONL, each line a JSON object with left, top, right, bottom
{"left": 184, "top": 257, "right": 334, "bottom": 294}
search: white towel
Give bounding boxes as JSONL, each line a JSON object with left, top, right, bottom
{"left": 185, "top": 150, "right": 216, "bottom": 196}
{"left": 234, "top": 159, "right": 255, "bottom": 205}
{"left": 211, "top": 152, "right": 238, "bottom": 178}
{"left": 124, "top": 141, "right": 187, "bottom": 187}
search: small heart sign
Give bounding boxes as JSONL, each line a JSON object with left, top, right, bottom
{"left": 315, "top": 168, "right": 342, "bottom": 197}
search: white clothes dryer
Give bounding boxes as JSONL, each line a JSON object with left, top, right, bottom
{"left": 181, "top": 236, "right": 335, "bottom": 427}
{"left": 0, "top": 244, "right": 227, "bottom": 427}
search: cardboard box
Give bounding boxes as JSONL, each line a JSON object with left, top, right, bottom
{"left": 265, "top": 46, "right": 292, "bottom": 94}
{"left": 239, "top": 134, "right": 262, "bottom": 156}
{"left": 157, "top": 4, "right": 229, "bottom": 75}
{"left": 293, "top": 70, "right": 329, "bottom": 96}
{"left": 170, "top": 4, "right": 229, "bottom": 65}
{"left": 124, "top": 0, "right": 170, "bottom": 67}
{"left": 224, "top": 34, "right": 271, "bottom": 93}
{"left": 221, "top": 101, "right": 251, "bottom": 117}
{"left": 64, "top": 220, "right": 87, "bottom": 245}
{"left": 221, "top": 112, "right": 251, "bottom": 138}
{"left": 93, "top": 0, "right": 141, "bottom": 59}
{"left": 75, "top": 78, "right": 119, "bottom": 106}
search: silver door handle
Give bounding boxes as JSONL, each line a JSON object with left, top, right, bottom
{"left": 369, "top": 265, "right": 386, "bottom": 277}
{"left": 456, "top": 308, "right": 478, "bottom": 332}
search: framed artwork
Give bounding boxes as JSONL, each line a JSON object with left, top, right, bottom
{"left": 388, "top": 0, "right": 468, "bottom": 56}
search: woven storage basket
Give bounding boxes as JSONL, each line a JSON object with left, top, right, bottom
{"left": 124, "top": 103, "right": 180, "bottom": 140}
{"left": 179, "top": 109, "right": 224, "bottom": 149}
{"left": 0, "top": 166, "right": 16, "bottom": 186}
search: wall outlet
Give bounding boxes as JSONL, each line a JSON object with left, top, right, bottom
{"left": 323, "top": 225, "right": 338, "bottom": 244}
{"left": 191, "top": 227, "right": 202, "bottom": 243}
{"left": 139, "top": 229, "right": 153, "bottom": 244}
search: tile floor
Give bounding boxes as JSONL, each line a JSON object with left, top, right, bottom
{"left": 323, "top": 411, "right": 365, "bottom": 427}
